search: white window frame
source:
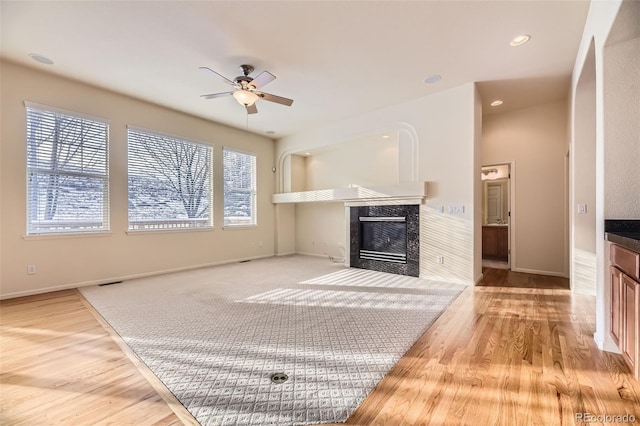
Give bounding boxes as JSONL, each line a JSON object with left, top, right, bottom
{"left": 25, "top": 102, "right": 110, "bottom": 236}
{"left": 127, "top": 126, "right": 213, "bottom": 232}
{"left": 223, "top": 147, "right": 257, "bottom": 228}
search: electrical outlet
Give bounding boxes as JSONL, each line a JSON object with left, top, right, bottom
{"left": 27, "top": 265, "right": 36, "bottom": 275}
{"left": 448, "top": 205, "right": 465, "bottom": 214}
{"left": 436, "top": 256, "right": 444, "bottom": 264}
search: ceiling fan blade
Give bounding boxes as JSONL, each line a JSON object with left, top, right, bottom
{"left": 249, "top": 71, "right": 276, "bottom": 89}
{"left": 200, "top": 91, "right": 234, "bottom": 99}
{"left": 256, "top": 92, "right": 294, "bottom": 106}
{"left": 246, "top": 104, "right": 258, "bottom": 114}
{"left": 199, "top": 66, "right": 236, "bottom": 86}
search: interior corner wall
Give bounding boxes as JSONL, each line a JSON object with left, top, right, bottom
{"left": 0, "top": 60, "right": 276, "bottom": 298}
{"left": 570, "top": 0, "right": 624, "bottom": 352}
{"left": 276, "top": 83, "right": 478, "bottom": 285}
{"left": 473, "top": 84, "right": 483, "bottom": 283}
{"left": 573, "top": 41, "right": 597, "bottom": 295}
{"left": 483, "top": 99, "right": 569, "bottom": 277}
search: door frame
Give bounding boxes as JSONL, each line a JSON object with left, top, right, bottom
{"left": 482, "top": 161, "right": 516, "bottom": 270}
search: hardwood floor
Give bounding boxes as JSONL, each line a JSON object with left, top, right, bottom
{"left": 479, "top": 267, "right": 570, "bottom": 290}
{"left": 0, "top": 290, "right": 183, "bottom": 425}
{"left": 2, "top": 271, "right": 639, "bottom": 425}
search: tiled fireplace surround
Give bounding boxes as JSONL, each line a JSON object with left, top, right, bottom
{"left": 349, "top": 204, "right": 420, "bottom": 277}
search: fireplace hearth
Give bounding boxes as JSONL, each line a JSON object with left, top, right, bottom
{"left": 350, "top": 205, "right": 419, "bottom": 276}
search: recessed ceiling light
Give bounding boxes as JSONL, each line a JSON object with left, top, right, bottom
{"left": 424, "top": 75, "right": 442, "bottom": 84}
{"left": 265, "top": 130, "right": 276, "bottom": 135}
{"left": 510, "top": 34, "right": 531, "bottom": 47}
{"left": 304, "top": 152, "right": 311, "bottom": 156}
{"left": 382, "top": 135, "right": 390, "bottom": 139}
{"left": 490, "top": 100, "right": 503, "bottom": 107}
{"left": 28, "top": 53, "right": 54, "bottom": 65}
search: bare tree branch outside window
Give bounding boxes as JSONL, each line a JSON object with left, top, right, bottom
{"left": 26, "top": 107, "right": 109, "bottom": 234}
{"left": 128, "top": 129, "right": 213, "bottom": 230}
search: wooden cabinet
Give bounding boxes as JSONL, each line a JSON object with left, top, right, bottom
{"left": 611, "top": 266, "right": 622, "bottom": 347}
{"left": 610, "top": 243, "right": 640, "bottom": 380}
{"left": 622, "top": 274, "right": 638, "bottom": 375}
{"left": 482, "top": 226, "right": 508, "bottom": 261}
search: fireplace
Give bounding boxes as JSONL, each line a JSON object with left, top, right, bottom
{"left": 350, "top": 205, "right": 419, "bottom": 276}
{"left": 359, "top": 217, "right": 407, "bottom": 263}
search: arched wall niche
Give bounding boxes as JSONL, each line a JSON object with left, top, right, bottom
{"left": 276, "top": 123, "right": 419, "bottom": 194}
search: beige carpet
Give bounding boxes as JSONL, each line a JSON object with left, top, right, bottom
{"left": 81, "top": 255, "right": 465, "bottom": 426}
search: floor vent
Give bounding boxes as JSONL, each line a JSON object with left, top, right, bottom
{"left": 99, "top": 281, "right": 123, "bottom": 286}
{"left": 270, "top": 372, "right": 288, "bottom": 384}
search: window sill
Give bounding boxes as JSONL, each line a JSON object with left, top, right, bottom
{"left": 23, "top": 231, "right": 113, "bottom": 240}
{"left": 223, "top": 224, "right": 257, "bottom": 231}
{"left": 126, "top": 227, "right": 214, "bottom": 235}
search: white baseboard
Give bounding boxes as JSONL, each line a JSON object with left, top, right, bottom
{"left": 594, "top": 330, "right": 622, "bottom": 354}
{"left": 475, "top": 273, "right": 484, "bottom": 285}
{"left": 0, "top": 254, "right": 274, "bottom": 300}
{"left": 276, "top": 251, "right": 296, "bottom": 257}
{"left": 510, "top": 267, "right": 568, "bottom": 278}
{"left": 295, "top": 251, "right": 329, "bottom": 259}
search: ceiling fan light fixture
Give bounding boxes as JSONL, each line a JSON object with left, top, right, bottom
{"left": 232, "top": 90, "right": 259, "bottom": 106}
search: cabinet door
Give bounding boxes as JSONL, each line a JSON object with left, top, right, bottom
{"left": 611, "top": 267, "right": 622, "bottom": 346}
{"left": 622, "top": 274, "right": 638, "bottom": 377}
{"left": 498, "top": 227, "right": 509, "bottom": 259}
{"left": 482, "top": 227, "right": 499, "bottom": 258}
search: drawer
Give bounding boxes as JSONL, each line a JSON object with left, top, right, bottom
{"left": 611, "top": 244, "right": 640, "bottom": 281}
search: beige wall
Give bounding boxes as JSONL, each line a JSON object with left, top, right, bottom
{"left": 483, "top": 99, "right": 569, "bottom": 277}
{"left": 573, "top": 41, "right": 597, "bottom": 295}
{"left": 295, "top": 203, "right": 346, "bottom": 258}
{"left": 604, "top": 36, "right": 640, "bottom": 218}
{"left": 290, "top": 154, "right": 307, "bottom": 193}
{"left": 570, "top": 0, "right": 626, "bottom": 351}
{"left": 304, "top": 136, "right": 399, "bottom": 191}
{"left": 276, "top": 83, "right": 479, "bottom": 285}
{"left": 0, "top": 61, "right": 276, "bottom": 298}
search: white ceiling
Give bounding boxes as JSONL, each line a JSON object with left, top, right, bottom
{"left": 0, "top": 1, "right": 590, "bottom": 138}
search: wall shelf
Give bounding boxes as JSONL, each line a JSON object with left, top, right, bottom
{"left": 272, "top": 182, "right": 428, "bottom": 205}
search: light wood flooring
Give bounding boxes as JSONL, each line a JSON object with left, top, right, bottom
{"left": 1, "top": 269, "right": 639, "bottom": 425}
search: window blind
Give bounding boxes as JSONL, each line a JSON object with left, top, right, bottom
{"left": 127, "top": 128, "right": 213, "bottom": 231}
{"left": 26, "top": 105, "right": 109, "bottom": 235}
{"left": 223, "top": 148, "right": 256, "bottom": 227}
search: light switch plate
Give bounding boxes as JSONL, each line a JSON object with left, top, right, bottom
{"left": 577, "top": 204, "right": 587, "bottom": 214}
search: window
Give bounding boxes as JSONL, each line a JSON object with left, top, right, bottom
{"left": 223, "top": 148, "right": 256, "bottom": 227}
{"left": 127, "top": 128, "right": 213, "bottom": 231}
{"left": 26, "top": 103, "right": 109, "bottom": 235}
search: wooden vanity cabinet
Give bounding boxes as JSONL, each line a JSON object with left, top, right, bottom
{"left": 611, "top": 266, "right": 622, "bottom": 347}
{"left": 610, "top": 243, "right": 640, "bottom": 380}
{"left": 622, "top": 274, "right": 638, "bottom": 374}
{"left": 482, "top": 226, "right": 508, "bottom": 261}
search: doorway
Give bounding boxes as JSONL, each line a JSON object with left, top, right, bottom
{"left": 481, "top": 163, "right": 512, "bottom": 270}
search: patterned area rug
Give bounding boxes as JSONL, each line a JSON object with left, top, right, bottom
{"left": 80, "top": 255, "right": 465, "bottom": 425}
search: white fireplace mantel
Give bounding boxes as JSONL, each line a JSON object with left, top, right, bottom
{"left": 271, "top": 182, "right": 428, "bottom": 206}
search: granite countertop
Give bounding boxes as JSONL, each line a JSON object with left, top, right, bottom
{"left": 605, "top": 220, "right": 640, "bottom": 253}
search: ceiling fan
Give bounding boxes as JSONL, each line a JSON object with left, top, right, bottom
{"left": 199, "top": 64, "right": 294, "bottom": 114}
